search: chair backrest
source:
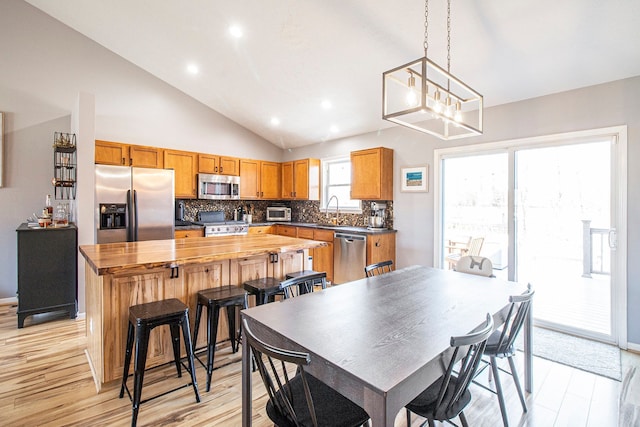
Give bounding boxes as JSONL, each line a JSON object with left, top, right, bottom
{"left": 242, "top": 319, "right": 318, "bottom": 426}
{"left": 279, "top": 272, "right": 327, "bottom": 299}
{"left": 434, "top": 313, "right": 494, "bottom": 419}
{"left": 364, "top": 260, "right": 394, "bottom": 277}
{"left": 455, "top": 256, "right": 494, "bottom": 277}
{"left": 492, "top": 284, "right": 535, "bottom": 355}
{"left": 467, "top": 237, "right": 484, "bottom": 256}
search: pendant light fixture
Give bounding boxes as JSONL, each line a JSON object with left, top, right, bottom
{"left": 383, "top": 0, "right": 483, "bottom": 140}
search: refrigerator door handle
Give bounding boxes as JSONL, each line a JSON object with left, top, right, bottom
{"left": 133, "top": 189, "right": 139, "bottom": 242}
{"left": 126, "top": 189, "right": 134, "bottom": 242}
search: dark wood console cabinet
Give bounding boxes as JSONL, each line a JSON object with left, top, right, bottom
{"left": 16, "top": 223, "right": 78, "bottom": 328}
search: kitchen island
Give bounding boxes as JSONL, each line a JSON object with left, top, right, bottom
{"left": 79, "top": 234, "right": 325, "bottom": 392}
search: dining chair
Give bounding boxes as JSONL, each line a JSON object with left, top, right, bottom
{"left": 242, "top": 319, "right": 370, "bottom": 427}
{"left": 455, "top": 255, "right": 495, "bottom": 277}
{"left": 279, "top": 271, "right": 327, "bottom": 299}
{"left": 405, "top": 313, "right": 494, "bottom": 427}
{"left": 473, "top": 284, "right": 534, "bottom": 427}
{"left": 364, "top": 260, "right": 394, "bottom": 277}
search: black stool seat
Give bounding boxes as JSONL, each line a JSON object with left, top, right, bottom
{"left": 243, "top": 277, "right": 282, "bottom": 306}
{"left": 193, "top": 285, "right": 248, "bottom": 392}
{"left": 285, "top": 269, "right": 327, "bottom": 289}
{"left": 120, "top": 298, "right": 200, "bottom": 427}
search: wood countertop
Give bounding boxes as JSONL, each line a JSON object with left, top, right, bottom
{"left": 79, "top": 234, "right": 326, "bottom": 276}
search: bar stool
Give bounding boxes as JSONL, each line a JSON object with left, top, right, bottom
{"left": 242, "top": 277, "right": 283, "bottom": 305}
{"left": 119, "top": 298, "right": 200, "bottom": 427}
{"left": 192, "top": 285, "right": 248, "bottom": 392}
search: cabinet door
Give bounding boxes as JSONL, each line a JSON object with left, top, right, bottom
{"left": 351, "top": 147, "right": 393, "bottom": 200}
{"left": 260, "top": 161, "right": 281, "bottom": 199}
{"left": 274, "top": 251, "right": 306, "bottom": 280}
{"left": 281, "top": 161, "right": 294, "bottom": 199}
{"left": 293, "top": 160, "right": 309, "bottom": 199}
{"left": 130, "top": 145, "right": 163, "bottom": 168}
{"left": 366, "top": 233, "right": 396, "bottom": 266}
{"left": 95, "top": 140, "right": 128, "bottom": 165}
{"left": 296, "top": 227, "right": 314, "bottom": 239}
{"left": 103, "top": 268, "right": 186, "bottom": 382}
{"left": 198, "top": 154, "right": 218, "bottom": 174}
{"left": 183, "top": 262, "right": 231, "bottom": 349}
{"left": 240, "top": 159, "right": 260, "bottom": 199}
{"left": 219, "top": 156, "right": 240, "bottom": 176}
{"left": 164, "top": 149, "right": 198, "bottom": 198}
{"left": 312, "top": 229, "right": 334, "bottom": 283}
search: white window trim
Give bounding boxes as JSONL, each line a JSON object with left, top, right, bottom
{"left": 321, "top": 155, "right": 362, "bottom": 214}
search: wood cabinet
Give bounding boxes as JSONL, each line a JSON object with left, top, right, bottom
{"left": 198, "top": 154, "right": 240, "bottom": 176}
{"left": 312, "top": 229, "right": 334, "bottom": 284}
{"left": 275, "top": 225, "right": 297, "bottom": 238}
{"left": 164, "top": 149, "right": 198, "bottom": 198}
{"left": 351, "top": 147, "right": 394, "bottom": 200}
{"left": 281, "top": 159, "right": 320, "bottom": 200}
{"left": 95, "top": 140, "right": 163, "bottom": 168}
{"left": 367, "top": 232, "right": 396, "bottom": 267}
{"left": 247, "top": 225, "right": 274, "bottom": 235}
{"left": 240, "top": 159, "right": 281, "bottom": 199}
{"left": 174, "top": 228, "right": 204, "bottom": 239}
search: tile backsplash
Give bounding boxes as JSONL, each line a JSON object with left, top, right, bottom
{"left": 178, "top": 199, "right": 393, "bottom": 228}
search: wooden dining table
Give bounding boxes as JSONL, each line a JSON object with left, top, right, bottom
{"left": 241, "top": 265, "right": 532, "bottom": 426}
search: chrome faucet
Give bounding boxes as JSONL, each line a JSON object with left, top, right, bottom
{"left": 326, "top": 195, "right": 339, "bottom": 225}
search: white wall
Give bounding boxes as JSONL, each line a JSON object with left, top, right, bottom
{"left": 0, "top": 1, "right": 280, "bottom": 308}
{"left": 285, "top": 76, "right": 640, "bottom": 345}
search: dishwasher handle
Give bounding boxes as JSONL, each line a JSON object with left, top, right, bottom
{"left": 335, "top": 233, "right": 366, "bottom": 242}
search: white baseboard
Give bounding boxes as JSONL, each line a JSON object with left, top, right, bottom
{"left": 627, "top": 342, "right": 640, "bottom": 353}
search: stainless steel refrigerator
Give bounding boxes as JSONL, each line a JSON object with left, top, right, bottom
{"left": 95, "top": 165, "right": 175, "bottom": 243}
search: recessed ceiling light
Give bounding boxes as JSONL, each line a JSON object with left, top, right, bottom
{"left": 330, "top": 125, "right": 339, "bottom": 133}
{"left": 321, "top": 100, "right": 332, "bottom": 110}
{"left": 270, "top": 117, "right": 281, "bottom": 126}
{"left": 229, "top": 25, "right": 243, "bottom": 38}
{"left": 186, "top": 63, "right": 199, "bottom": 75}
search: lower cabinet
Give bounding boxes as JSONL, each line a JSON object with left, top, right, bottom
{"left": 312, "top": 229, "right": 334, "bottom": 284}
{"left": 367, "top": 233, "right": 396, "bottom": 266}
{"left": 175, "top": 228, "right": 204, "bottom": 239}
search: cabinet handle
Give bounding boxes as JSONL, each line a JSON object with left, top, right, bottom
{"left": 375, "top": 239, "right": 381, "bottom": 247}
{"left": 169, "top": 264, "right": 180, "bottom": 278}
{"left": 122, "top": 157, "right": 126, "bottom": 165}
{"left": 215, "top": 166, "right": 218, "bottom": 173}
{"left": 220, "top": 166, "right": 223, "bottom": 173}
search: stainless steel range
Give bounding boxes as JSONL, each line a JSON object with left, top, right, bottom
{"left": 195, "top": 211, "right": 249, "bottom": 237}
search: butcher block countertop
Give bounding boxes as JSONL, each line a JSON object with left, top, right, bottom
{"left": 79, "top": 234, "right": 326, "bottom": 276}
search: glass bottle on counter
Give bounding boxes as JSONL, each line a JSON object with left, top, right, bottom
{"left": 53, "top": 203, "right": 69, "bottom": 227}
{"left": 45, "top": 194, "right": 53, "bottom": 215}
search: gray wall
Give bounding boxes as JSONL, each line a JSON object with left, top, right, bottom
{"left": 1, "top": 1, "right": 638, "bottom": 346}
{"left": 285, "top": 77, "right": 640, "bottom": 346}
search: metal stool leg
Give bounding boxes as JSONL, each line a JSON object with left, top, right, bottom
{"left": 192, "top": 300, "right": 204, "bottom": 352}
{"left": 227, "top": 305, "right": 238, "bottom": 353}
{"left": 120, "top": 322, "right": 135, "bottom": 398}
{"left": 181, "top": 312, "right": 201, "bottom": 403}
{"left": 131, "top": 324, "right": 151, "bottom": 427}
{"left": 205, "top": 303, "right": 220, "bottom": 392}
{"left": 169, "top": 322, "right": 182, "bottom": 377}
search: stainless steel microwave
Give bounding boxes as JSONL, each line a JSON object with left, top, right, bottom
{"left": 266, "top": 206, "right": 291, "bottom": 222}
{"left": 198, "top": 174, "right": 240, "bottom": 200}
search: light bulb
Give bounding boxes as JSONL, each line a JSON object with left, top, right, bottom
{"left": 433, "top": 90, "right": 442, "bottom": 113}
{"left": 406, "top": 88, "right": 418, "bottom": 107}
{"left": 444, "top": 97, "right": 453, "bottom": 118}
{"left": 454, "top": 101, "right": 462, "bottom": 122}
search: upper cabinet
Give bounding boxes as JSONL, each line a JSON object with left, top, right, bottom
{"left": 198, "top": 154, "right": 240, "bottom": 176}
{"left": 95, "top": 140, "right": 163, "bottom": 168}
{"left": 351, "top": 147, "right": 394, "bottom": 200}
{"left": 164, "top": 149, "right": 198, "bottom": 199}
{"left": 281, "top": 159, "right": 320, "bottom": 200}
{"left": 240, "top": 159, "right": 281, "bottom": 199}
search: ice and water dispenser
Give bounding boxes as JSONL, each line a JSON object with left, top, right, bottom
{"left": 99, "top": 203, "right": 126, "bottom": 229}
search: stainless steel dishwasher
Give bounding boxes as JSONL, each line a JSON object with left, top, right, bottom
{"left": 333, "top": 232, "right": 366, "bottom": 284}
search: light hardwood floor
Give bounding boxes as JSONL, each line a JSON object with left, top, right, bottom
{"left": 1, "top": 303, "right": 637, "bottom": 426}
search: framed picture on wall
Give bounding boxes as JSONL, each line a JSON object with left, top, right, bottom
{"left": 401, "top": 166, "right": 428, "bottom": 192}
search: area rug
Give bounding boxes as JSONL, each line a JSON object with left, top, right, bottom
{"left": 516, "top": 327, "right": 621, "bottom": 381}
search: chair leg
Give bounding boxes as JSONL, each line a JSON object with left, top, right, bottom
{"left": 169, "top": 322, "right": 182, "bottom": 377}
{"left": 490, "top": 356, "right": 510, "bottom": 427}
{"left": 192, "top": 301, "right": 203, "bottom": 352}
{"left": 180, "top": 313, "right": 201, "bottom": 403}
{"left": 508, "top": 355, "right": 527, "bottom": 412}
{"left": 131, "top": 325, "right": 151, "bottom": 427}
{"left": 120, "top": 322, "right": 135, "bottom": 398}
{"left": 205, "top": 304, "right": 220, "bottom": 392}
{"left": 406, "top": 408, "right": 411, "bottom": 426}
{"left": 227, "top": 305, "right": 238, "bottom": 353}
{"left": 459, "top": 411, "right": 469, "bottom": 427}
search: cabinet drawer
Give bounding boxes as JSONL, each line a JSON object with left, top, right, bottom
{"left": 277, "top": 225, "right": 297, "bottom": 237}
{"left": 296, "top": 227, "right": 315, "bottom": 239}
{"left": 313, "top": 229, "right": 334, "bottom": 242}
{"left": 175, "top": 229, "right": 204, "bottom": 239}
{"left": 248, "top": 226, "right": 274, "bottom": 235}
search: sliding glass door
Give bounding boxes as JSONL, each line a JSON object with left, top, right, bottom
{"left": 436, "top": 128, "right": 626, "bottom": 344}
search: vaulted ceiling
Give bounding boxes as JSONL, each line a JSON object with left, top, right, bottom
{"left": 26, "top": 0, "right": 640, "bottom": 148}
